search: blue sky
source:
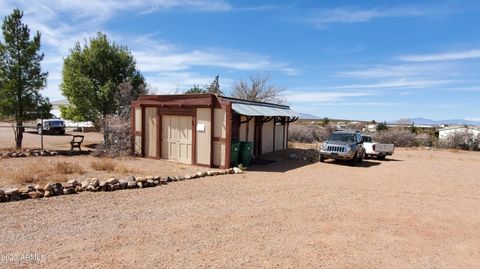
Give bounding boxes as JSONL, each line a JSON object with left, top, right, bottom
{"left": 1, "top": 0, "right": 480, "bottom": 121}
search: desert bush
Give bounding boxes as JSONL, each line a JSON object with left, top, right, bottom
{"left": 96, "top": 115, "right": 131, "bottom": 156}
{"left": 373, "top": 129, "right": 426, "bottom": 147}
{"left": 90, "top": 158, "right": 116, "bottom": 171}
{"left": 413, "top": 133, "right": 432, "bottom": 147}
{"left": 288, "top": 123, "right": 337, "bottom": 143}
{"left": 437, "top": 130, "right": 480, "bottom": 151}
{"left": 55, "top": 161, "right": 84, "bottom": 175}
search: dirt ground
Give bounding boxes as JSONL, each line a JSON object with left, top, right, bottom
{"left": 1, "top": 145, "right": 479, "bottom": 268}
{"left": 0, "top": 123, "right": 103, "bottom": 151}
{"left": 1, "top": 126, "right": 480, "bottom": 268}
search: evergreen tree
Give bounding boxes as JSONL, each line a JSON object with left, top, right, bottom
{"left": 0, "top": 9, "right": 50, "bottom": 148}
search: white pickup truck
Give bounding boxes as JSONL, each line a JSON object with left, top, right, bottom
{"left": 25, "top": 116, "right": 66, "bottom": 135}
{"left": 361, "top": 135, "right": 394, "bottom": 160}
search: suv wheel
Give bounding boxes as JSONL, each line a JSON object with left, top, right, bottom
{"left": 358, "top": 152, "right": 364, "bottom": 163}
{"left": 349, "top": 153, "right": 358, "bottom": 166}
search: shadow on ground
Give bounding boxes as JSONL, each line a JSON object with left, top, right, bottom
{"left": 246, "top": 148, "right": 402, "bottom": 172}
{"left": 246, "top": 148, "right": 319, "bottom": 173}
{"left": 323, "top": 159, "right": 381, "bottom": 168}
{"left": 54, "top": 150, "right": 92, "bottom": 156}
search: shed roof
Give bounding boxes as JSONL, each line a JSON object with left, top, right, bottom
{"left": 231, "top": 102, "right": 299, "bottom": 118}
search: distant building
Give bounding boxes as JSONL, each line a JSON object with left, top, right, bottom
{"left": 50, "top": 99, "right": 69, "bottom": 118}
{"left": 437, "top": 126, "right": 480, "bottom": 140}
{"left": 365, "top": 124, "right": 377, "bottom": 132}
{"left": 50, "top": 99, "right": 94, "bottom": 129}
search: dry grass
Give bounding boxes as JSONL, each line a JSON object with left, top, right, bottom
{"left": 114, "top": 163, "right": 138, "bottom": 174}
{"left": 0, "top": 160, "right": 85, "bottom": 186}
{"left": 90, "top": 158, "right": 116, "bottom": 171}
{"left": 4, "top": 162, "right": 68, "bottom": 186}
{"left": 55, "top": 161, "right": 85, "bottom": 175}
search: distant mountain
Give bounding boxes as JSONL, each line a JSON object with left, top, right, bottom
{"left": 298, "top": 113, "right": 321, "bottom": 119}
{"left": 389, "top": 117, "right": 480, "bottom": 126}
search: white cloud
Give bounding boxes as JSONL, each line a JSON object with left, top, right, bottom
{"left": 332, "top": 79, "right": 452, "bottom": 90}
{"left": 308, "top": 6, "right": 430, "bottom": 28}
{"left": 1, "top": 0, "right": 295, "bottom": 100}
{"left": 133, "top": 47, "right": 296, "bottom": 74}
{"left": 3, "top": 0, "right": 232, "bottom": 20}
{"left": 398, "top": 49, "right": 480, "bottom": 62}
{"left": 145, "top": 72, "right": 218, "bottom": 93}
{"left": 286, "top": 91, "right": 372, "bottom": 103}
{"left": 338, "top": 63, "right": 452, "bottom": 79}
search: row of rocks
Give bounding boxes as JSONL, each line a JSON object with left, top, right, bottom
{"left": 2, "top": 149, "right": 59, "bottom": 158}
{"left": 0, "top": 167, "right": 244, "bottom": 203}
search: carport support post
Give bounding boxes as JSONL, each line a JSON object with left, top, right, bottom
{"left": 40, "top": 110, "right": 44, "bottom": 151}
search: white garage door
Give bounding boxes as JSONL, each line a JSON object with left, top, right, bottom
{"left": 161, "top": 115, "right": 193, "bottom": 164}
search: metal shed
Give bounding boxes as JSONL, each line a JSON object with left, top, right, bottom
{"left": 131, "top": 94, "right": 299, "bottom": 168}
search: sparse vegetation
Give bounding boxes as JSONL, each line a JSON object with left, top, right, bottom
{"left": 376, "top": 122, "right": 389, "bottom": 131}
{"left": 96, "top": 115, "right": 131, "bottom": 156}
{"left": 55, "top": 161, "right": 84, "bottom": 175}
{"left": 372, "top": 129, "right": 430, "bottom": 147}
{"left": 1, "top": 161, "right": 80, "bottom": 186}
{"left": 90, "top": 158, "right": 116, "bottom": 171}
{"left": 321, "top": 117, "right": 330, "bottom": 127}
{"left": 288, "top": 123, "right": 337, "bottom": 143}
{"left": 437, "top": 130, "right": 480, "bottom": 151}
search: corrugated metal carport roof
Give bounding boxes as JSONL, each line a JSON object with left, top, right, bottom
{"left": 232, "top": 103, "right": 299, "bottom": 118}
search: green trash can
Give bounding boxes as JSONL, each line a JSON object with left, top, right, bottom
{"left": 239, "top": 141, "right": 253, "bottom": 167}
{"left": 230, "top": 142, "right": 240, "bottom": 167}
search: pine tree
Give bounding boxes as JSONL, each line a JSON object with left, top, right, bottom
{"left": 0, "top": 9, "right": 50, "bottom": 148}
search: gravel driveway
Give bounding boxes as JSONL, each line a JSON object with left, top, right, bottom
{"left": 1, "top": 148, "right": 480, "bottom": 268}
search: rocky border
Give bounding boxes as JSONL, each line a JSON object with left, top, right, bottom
{"left": 2, "top": 149, "right": 59, "bottom": 158}
{"left": 0, "top": 167, "right": 244, "bottom": 203}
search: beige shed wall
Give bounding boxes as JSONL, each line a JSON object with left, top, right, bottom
{"left": 213, "top": 108, "right": 226, "bottom": 166}
{"left": 262, "top": 119, "right": 274, "bottom": 154}
{"left": 196, "top": 108, "right": 211, "bottom": 165}
{"left": 134, "top": 108, "right": 142, "bottom": 155}
{"left": 213, "top": 142, "right": 226, "bottom": 166}
{"left": 274, "top": 123, "right": 285, "bottom": 150}
{"left": 239, "top": 116, "right": 255, "bottom": 142}
{"left": 135, "top": 108, "right": 142, "bottom": 132}
{"left": 144, "top": 107, "right": 158, "bottom": 158}
{"left": 284, "top": 122, "right": 289, "bottom": 149}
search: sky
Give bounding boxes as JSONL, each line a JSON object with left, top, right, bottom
{"left": 1, "top": 0, "right": 480, "bottom": 121}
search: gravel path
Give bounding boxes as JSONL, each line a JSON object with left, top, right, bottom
{"left": 1, "top": 148, "right": 480, "bottom": 268}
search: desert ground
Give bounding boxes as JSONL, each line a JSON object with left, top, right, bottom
{"left": 1, "top": 127, "right": 480, "bottom": 268}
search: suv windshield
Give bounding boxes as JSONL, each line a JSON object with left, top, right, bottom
{"left": 328, "top": 133, "right": 355, "bottom": 142}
